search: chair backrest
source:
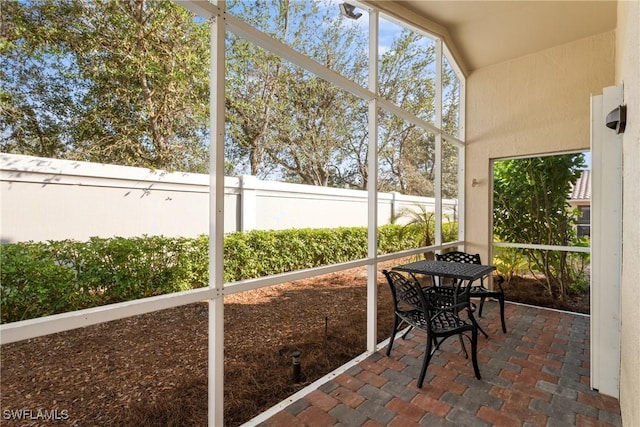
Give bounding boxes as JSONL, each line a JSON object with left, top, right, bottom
{"left": 435, "top": 251, "right": 483, "bottom": 287}
{"left": 423, "top": 285, "right": 462, "bottom": 313}
{"left": 436, "top": 251, "right": 481, "bottom": 264}
{"left": 382, "top": 270, "right": 424, "bottom": 313}
{"left": 383, "top": 270, "right": 466, "bottom": 331}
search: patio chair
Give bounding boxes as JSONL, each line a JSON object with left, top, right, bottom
{"left": 382, "top": 270, "right": 481, "bottom": 387}
{"left": 435, "top": 251, "right": 507, "bottom": 333}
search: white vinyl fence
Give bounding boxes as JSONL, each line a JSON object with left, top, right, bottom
{"left": 0, "top": 153, "right": 458, "bottom": 243}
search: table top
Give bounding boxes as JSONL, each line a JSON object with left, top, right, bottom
{"left": 392, "top": 260, "right": 496, "bottom": 282}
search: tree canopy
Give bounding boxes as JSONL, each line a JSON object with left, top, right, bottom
{"left": 1, "top": 0, "right": 211, "bottom": 171}
{"left": 1, "top": 0, "right": 461, "bottom": 196}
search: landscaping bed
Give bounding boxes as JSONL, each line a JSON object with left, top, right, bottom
{"left": 503, "top": 275, "right": 590, "bottom": 314}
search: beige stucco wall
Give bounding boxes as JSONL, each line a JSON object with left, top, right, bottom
{"left": 465, "top": 31, "right": 616, "bottom": 260}
{"left": 616, "top": 0, "right": 640, "bottom": 425}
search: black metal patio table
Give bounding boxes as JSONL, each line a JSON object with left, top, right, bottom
{"left": 392, "top": 259, "right": 496, "bottom": 284}
{"left": 392, "top": 260, "right": 497, "bottom": 338}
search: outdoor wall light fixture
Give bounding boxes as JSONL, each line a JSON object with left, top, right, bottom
{"left": 340, "top": 3, "right": 362, "bottom": 19}
{"left": 606, "top": 104, "right": 627, "bottom": 134}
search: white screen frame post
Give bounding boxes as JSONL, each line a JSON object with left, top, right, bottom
{"left": 590, "top": 84, "right": 623, "bottom": 398}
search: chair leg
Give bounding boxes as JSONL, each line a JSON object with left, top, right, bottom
{"left": 470, "top": 327, "right": 481, "bottom": 379}
{"left": 387, "top": 315, "right": 400, "bottom": 356}
{"left": 499, "top": 295, "right": 507, "bottom": 333}
{"left": 458, "top": 334, "right": 468, "bottom": 359}
{"left": 417, "top": 333, "right": 434, "bottom": 388}
{"left": 467, "top": 310, "right": 489, "bottom": 339}
{"left": 478, "top": 296, "right": 486, "bottom": 317}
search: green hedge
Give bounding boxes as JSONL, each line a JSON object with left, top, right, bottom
{"left": 1, "top": 225, "right": 415, "bottom": 323}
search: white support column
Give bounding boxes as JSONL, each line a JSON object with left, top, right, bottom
{"left": 208, "top": 3, "right": 226, "bottom": 426}
{"left": 458, "top": 78, "right": 466, "bottom": 246}
{"left": 590, "top": 85, "right": 623, "bottom": 398}
{"left": 434, "top": 39, "right": 443, "bottom": 247}
{"left": 366, "top": 6, "right": 379, "bottom": 353}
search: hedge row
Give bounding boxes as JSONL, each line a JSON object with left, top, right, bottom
{"left": 0, "top": 225, "right": 417, "bottom": 323}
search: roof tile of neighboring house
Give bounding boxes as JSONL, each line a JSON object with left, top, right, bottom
{"left": 570, "top": 170, "right": 591, "bottom": 201}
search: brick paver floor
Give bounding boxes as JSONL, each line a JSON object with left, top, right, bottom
{"left": 257, "top": 301, "right": 622, "bottom": 427}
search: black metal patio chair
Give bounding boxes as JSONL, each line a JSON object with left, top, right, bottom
{"left": 382, "top": 270, "right": 481, "bottom": 388}
{"left": 435, "top": 251, "right": 507, "bottom": 333}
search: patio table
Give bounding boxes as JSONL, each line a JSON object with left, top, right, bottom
{"left": 392, "top": 259, "right": 496, "bottom": 284}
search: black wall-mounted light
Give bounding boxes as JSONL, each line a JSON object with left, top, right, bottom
{"left": 340, "top": 3, "right": 362, "bottom": 19}
{"left": 606, "top": 105, "right": 627, "bottom": 134}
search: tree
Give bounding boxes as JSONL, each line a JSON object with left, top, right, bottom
{"left": 2, "top": 0, "right": 462, "bottom": 193}
{"left": 1, "top": 0, "right": 210, "bottom": 172}
{"left": 397, "top": 204, "right": 436, "bottom": 260}
{"left": 263, "top": 67, "right": 368, "bottom": 186}
{"left": 0, "top": 0, "right": 83, "bottom": 159}
{"left": 225, "top": 7, "right": 461, "bottom": 193}
{"left": 493, "top": 154, "right": 586, "bottom": 301}
{"left": 440, "top": 62, "right": 462, "bottom": 198}
{"left": 376, "top": 30, "right": 439, "bottom": 197}
{"left": 224, "top": 0, "right": 369, "bottom": 186}
{"left": 224, "top": 9, "right": 287, "bottom": 177}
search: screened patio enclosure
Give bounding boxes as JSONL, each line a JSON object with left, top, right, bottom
{"left": 2, "top": 0, "right": 466, "bottom": 425}
{"left": 2, "top": 1, "right": 639, "bottom": 426}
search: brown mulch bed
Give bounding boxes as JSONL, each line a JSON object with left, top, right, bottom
{"left": 0, "top": 265, "right": 589, "bottom": 426}
{"left": 0, "top": 265, "right": 398, "bottom": 427}
{"left": 503, "top": 276, "right": 590, "bottom": 314}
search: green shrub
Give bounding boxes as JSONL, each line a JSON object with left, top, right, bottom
{"left": 1, "top": 236, "right": 204, "bottom": 323}
{"left": 223, "top": 226, "right": 417, "bottom": 282}
{"left": 492, "top": 247, "right": 528, "bottom": 284}
{"left": 1, "top": 226, "right": 415, "bottom": 323}
{"left": 378, "top": 224, "right": 419, "bottom": 253}
{"left": 1, "top": 242, "right": 76, "bottom": 322}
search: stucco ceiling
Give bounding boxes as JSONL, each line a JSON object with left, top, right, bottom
{"left": 391, "top": 1, "right": 617, "bottom": 72}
